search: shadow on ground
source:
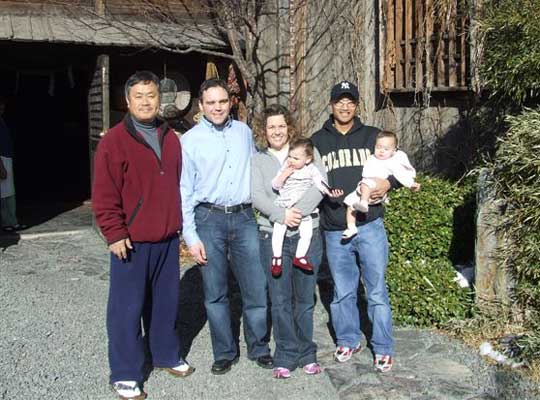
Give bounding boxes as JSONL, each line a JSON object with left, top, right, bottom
{"left": 0, "top": 232, "right": 20, "bottom": 251}
{"left": 17, "top": 201, "right": 88, "bottom": 228}
{"left": 174, "top": 263, "right": 272, "bottom": 361}
{"left": 177, "top": 266, "right": 207, "bottom": 359}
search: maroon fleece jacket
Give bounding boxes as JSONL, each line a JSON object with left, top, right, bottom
{"left": 92, "top": 116, "right": 182, "bottom": 244}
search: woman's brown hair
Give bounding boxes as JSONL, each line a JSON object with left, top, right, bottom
{"left": 252, "top": 104, "right": 301, "bottom": 149}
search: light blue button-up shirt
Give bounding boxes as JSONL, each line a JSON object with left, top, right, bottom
{"left": 180, "top": 116, "right": 255, "bottom": 247}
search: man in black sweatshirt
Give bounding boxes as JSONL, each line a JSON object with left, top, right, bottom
{"left": 311, "top": 81, "right": 398, "bottom": 373}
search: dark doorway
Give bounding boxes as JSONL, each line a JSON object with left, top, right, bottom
{"left": 0, "top": 42, "right": 94, "bottom": 227}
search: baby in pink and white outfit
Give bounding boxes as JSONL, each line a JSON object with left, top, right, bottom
{"left": 342, "top": 130, "right": 420, "bottom": 239}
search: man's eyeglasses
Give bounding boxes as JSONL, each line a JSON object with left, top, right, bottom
{"left": 333, "top": 100, "right": 357, "bottom": 108}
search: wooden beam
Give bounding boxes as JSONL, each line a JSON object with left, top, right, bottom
{"left": 404, "top": 0, "right": 413, "bottom": 88}
{"left": 95, "top": 0, "right": 105, "bottom": 16}
{"left": 425, "top": 0, "right": 434, "bottom": 89}
{"left": 435, "top": 6, "right": 446, "bottom": 87}
{"left": 395, "top": 0, "right": 404, "bottom": 88}
{"left": 415, "top": 0, "right": 424, "bottom": 90}
{"left": 460, "top": 13, "right": 468, "bottom": 87}
{"left": 448, "top": 1, "right": 457, "bottom": 87}
{"left": 384, "top": 0, "right": 396, "bottom": 91}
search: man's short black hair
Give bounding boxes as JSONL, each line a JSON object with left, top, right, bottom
{"left": 124, "top": 71, "right": 160, "bottom": 98}
{"left": 198, "top": 78, "right": 230, "bottom": 100}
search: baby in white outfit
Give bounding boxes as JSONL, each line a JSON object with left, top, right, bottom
{"left": 342, "top": 131, "right": 420, "bottom": 239}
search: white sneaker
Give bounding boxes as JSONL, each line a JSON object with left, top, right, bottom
{"left": 374, "top": 354, "right": 393, "bottom": 372}
{"left": 341, "top": 227, "right": 358, "bottom": 240}
{"left": 112, "top": 381, "right": 146, "bottom": 399}
{"left": 334, "top": 344, "right": 362, "bottom": 363}
{"left": 353, "top": 200, "right": 369, "bottom": 213}
{"left": 166, "top": 360, "right": 195, "bottom": 377}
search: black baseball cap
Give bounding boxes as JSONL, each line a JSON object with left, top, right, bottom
{"left": 330, "top": 80, "right": 359, "bottom": 102}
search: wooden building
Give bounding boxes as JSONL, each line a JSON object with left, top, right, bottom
{"left": 285, "top": 0, "right": 477, "bottom": 177}
{"left": 0, "top": 0, "right": 229, "bottom": 213}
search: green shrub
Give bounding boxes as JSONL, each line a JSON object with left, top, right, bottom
{"left": 480, "top": 0, "right": 540, "bottom": 105}
{"left": 488, "top": 108, "right": 540, "bottom": 360}
{"left": 385, "top": 175, "right": 474, "bottom": 326}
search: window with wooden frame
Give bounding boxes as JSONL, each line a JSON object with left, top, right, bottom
{"left": 381, "top": 0, "right": 470, "bottom": 93}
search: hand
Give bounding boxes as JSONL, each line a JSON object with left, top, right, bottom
{"left": 284, "top": 207, "right": 302, "bottom": 227}
{"left": 190, "top": 241, "right": 207, "bottom": 265}
{"left": 281, "top": 165, "right": 295, "bottom": 179}
{"left": 108, "top": 238, "right": 133, "bottom": 260}
{"left": 411, "top": 182, "right": 421, "bottom": 192}
{"left": 369, "top": 178, "right": 391, "bottom": 201}
{"left": 327, "top": 188, "right": 344, "bottom": 198}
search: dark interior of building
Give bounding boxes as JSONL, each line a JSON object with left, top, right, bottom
{"left": 0, "top": 41, "right": 207, "bottom": 228}
{"left": 0, "top": 42, "right": 94, "bottom": 226}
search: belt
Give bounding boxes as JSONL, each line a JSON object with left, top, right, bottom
{"left": 199, "top": 202, "right": 252, "bottom": 214}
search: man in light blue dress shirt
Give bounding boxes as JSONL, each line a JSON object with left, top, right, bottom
{"left": 180, "top": 79, "right": 272, "bottom": 375}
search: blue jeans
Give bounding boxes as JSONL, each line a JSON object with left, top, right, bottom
{"left": 324, "top": 218, "right": 394, "bottom": 355}
{"left": 195, "top": 206, "right": 270, "bottom": 361}
{"left": 259, "top": 228, "right": 323, "bottom": 370}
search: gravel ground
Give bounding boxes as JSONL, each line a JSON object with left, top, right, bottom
{"left": 1, "top": 225, "right": 538, "bottom": 400}
{"left": 0, "top": 229, "right": 338, "bottom": 400}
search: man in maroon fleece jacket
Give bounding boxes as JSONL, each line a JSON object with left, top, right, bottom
{"left": 92, "top": 71, "right": 192, "bottom": 400}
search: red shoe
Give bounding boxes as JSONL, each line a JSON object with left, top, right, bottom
{"left": 271, "top": 257, "right": 282, "bottom": 277}
{"left": 292, "top": 256, "right": 313, "bottom": 272}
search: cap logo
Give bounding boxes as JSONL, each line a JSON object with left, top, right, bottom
{"left": 341, "top": 82, "right": 350, "bottom": 89}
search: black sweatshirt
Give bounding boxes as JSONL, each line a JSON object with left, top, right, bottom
{"left": 311, "top": 116, "right": 400, "bottom": 231}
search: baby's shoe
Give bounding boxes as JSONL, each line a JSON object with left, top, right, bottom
{"left": 271, "top": 257, "right": 282, "bottom": 277}
{"left": 342, "top": 227, "right": 357, "bottom": 240}
{"left": 303, "top": 363, "right": 322, "bottom": 375}
{"left": 292, "top": 256, "right": 313, "bottom": 272}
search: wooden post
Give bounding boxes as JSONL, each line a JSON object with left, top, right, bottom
{"left": 395, "top": 0, "right": 404, "bottom": 88}
{"left": 415, "top": 0, "right": 424, "bottom": 90}
{"left": 435, "top": 5, "right": 446, "bottom": 87}
{"left": 475, "top": 169, "right": 512, "bottom": 306}
{"left": 404, "top": 0, "right": 413, "bottom": 88}
{"left": 95, "top": 0, "right": 105, "bottom": 16}
{"left": 460, "top": 13, "right": 468, "bottom": 87}
{"left": 88, "top": 54, "right": 109, "bottom": 238}
{"left": 425, "top": 0, "right": 434, "bottom": 89}
{"left": 448, "top": 1, "right": 457, "bottom": 87}
{"left": 383, "top": 0, "right": 396, "bottom": 91}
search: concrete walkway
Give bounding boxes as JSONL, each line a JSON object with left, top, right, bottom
{"left": 0, "top": 208, "right": 536, "bottom": 399}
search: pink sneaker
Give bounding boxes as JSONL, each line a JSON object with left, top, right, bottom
{"left": 303, "top": 363, "right": 322, "bottom": 375}
{"left": 272, "top": 367, "right": 291, "bottom": 379}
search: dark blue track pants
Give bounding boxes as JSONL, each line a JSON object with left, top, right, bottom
{"left": 107, "top": 236, "right": 181, "bottom": 384}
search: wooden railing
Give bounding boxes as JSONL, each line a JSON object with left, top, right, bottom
{"left": 382, "top": 0, "right": 470, "bottom": 92}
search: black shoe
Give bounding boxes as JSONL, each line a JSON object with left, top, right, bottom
{"left": 255, "top": 354, "right": 274, "bottom": 369}
{"left": 211, "top": 357, "right": 239, "bottom": 375}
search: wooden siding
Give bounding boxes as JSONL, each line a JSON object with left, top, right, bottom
{"left": 382, "top": 0, "right": 470, "bottom": 92}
